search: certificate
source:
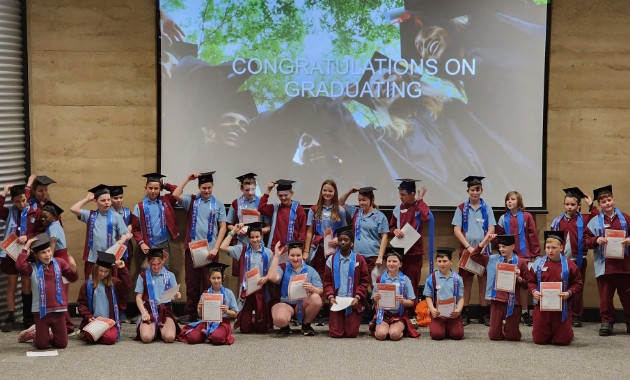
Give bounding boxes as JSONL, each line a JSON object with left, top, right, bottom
{"left": 330, "top": 296, "right": 354, "bottom": 312}
{"left": 495, "top": 263, "right": 517, "bottom": 293}
{"left": 1, "top": 233, "right": 24, "bottom": 261}
{"left": 540, "top": 282, "right": 562, "bottom": 311}
{"left": 189, "top": 240, "right": 212, "bottom": 268}
{"left": 458, "top": 250, "right": 485, "bottom": 276}
{"left": 288, "top": 273, "right": 308, "bottom": 301}
{"left": 245, "top": 267, "right": 261, "bottom": 296}
{"left": 158, "top": 284, "right": 180, "bottom": 304}
{"left": 202, "top": 293, "right": 223, "bottom": 322}
{"left": 323, "top": 228, "right": 335, "bottom": 257}
{"left": 241, "top": 209, "right": 260, "bottom": 225}
{"left": 82, "top": 317, "right": 115, "bottom": 341}
{"left": 437, "top": 297, "right": 455, "bottom": 318}
{"left": 105, "top": 243, "right": 127, "bottom": 261}
{"left": 389, "top": 223, "right": 421, "bottom": 254}
{"left": 604, "top": 229, "right": 626, "bottom": 259}
{"left": 376, "top": 283, "right": 398, "bottom": 309}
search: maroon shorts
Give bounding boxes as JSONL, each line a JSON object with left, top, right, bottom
{"left": 0, "top": 257, "right": 18, "bottom": 275}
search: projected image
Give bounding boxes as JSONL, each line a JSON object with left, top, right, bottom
{"left": 159, "top": 0, "right": 548, "bottom": 207}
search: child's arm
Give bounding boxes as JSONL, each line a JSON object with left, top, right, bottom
{"left": 15, "top": 237, "right": 36, "bottom": 277}
{"left": 526, "top": 213, "right": 541, "bottom": 259}
{"left": 527, "top": 266, "right": 540, "bottom": 300}
{"left": 453, "top": 225, "right": 472, "bottom": 252}
{"left": 114, "top": 261, "right": 132, "bottom": 295}
{"left": 565, "top": 262, "right": 584, "bottom": 299}
{"left": 303, "top": 225, "right": 313, "bottom": 261}
{"left": 70, "top": 193, "right": 94, "bottom": 217}
{"left": 209, "top": 221, "right": 228, "bottom": 260}
{"left": 266, "top": 242, "right": 284, "bottom": 284}
{"left": 257, "top": 182, "right": 276, "bottom": 217}
{"left": 469, "top": 232, "right": 494, "bottom": 266}
{"left": 0, "top": 184, "right": 13, "bottom": 220}
{"left": 220, "top": 223, "right": 243, "bottom": 254}
{"left": 25, "top": 175, "right": 36, "bottom": 200}
{"left": 60, "top": 254, "right": 78, "bottom": 283}
{"left": 516, "top": 260, "right": 529, "bottom": 289}
{"left": 416, "top": 186, "right": 430, "bottom": 222}
{"left": 375, "top": 232, "right": 388, "bottom": 266}
{"left": 172, "top": 173, "right": 197, "bottom": 203}
{"left": 338, "top": 186, "right": 359, "bottom": 207}
{"left": 322, "top": 258, "right": 336, "bottom": 304}
{"left": 136, "top": 292, "right": 151, "bottom": 323}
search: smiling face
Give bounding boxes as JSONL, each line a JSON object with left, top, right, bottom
{"left": 35, "top": 247, "right": 53, "bottom": 265}
{"left": 111, "top": 194, "right": 124, "bottom": 210}
{"left": 498, "top": 243, "right": 514, "bottom": 258}
{"left": 358, "top": 194, "right": 372, "bottom": 211}
{"left": 467, "top": 185, "right": 482, "bottom": 201}
{"left": 41, "top": 210, "right": 56, "bottom": 227}
{"left": 321, "top": 183, "right": 335, "bottom": 203}
{"left": 247, "top": 230, "right": 262, "bottom": 249}
{"left": 386, "top": 254, "right": 402, "bottom": 273}
{"left": 198, "top": 182, "right": 213, "bottom": 200}
{"left": 209, "top": 270, "right": 223, "bottom": 290}
{"left": 288, "top": 247, "right": 303, "bottom": 269}
{"left": 149, "top": 257, "right": 164, "bottom": 274}
{"left": 277, "top": 190, "right": 292, "bottom": 206}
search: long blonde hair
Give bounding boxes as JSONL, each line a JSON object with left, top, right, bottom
{"left": 90, "top": 264, "right": 113, "bottom": 288}
{"left": 314, "top": 180, "right": 341, "bottom": 222}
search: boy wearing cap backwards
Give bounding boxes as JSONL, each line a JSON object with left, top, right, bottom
{"left": 172, "top": 172, "right": 228, "bottom": 323}
{"left": 219, "top": 222, "right": 274, "bottom": 333}
{"left": 71, "top": 184, "right": 132, "bottom": 279}
{"left": 258, "top": 179, "right": 306, "bottom": 250}
{"left": 390, "top": 179, "right": 431, "bottom": 302}
{"left": 108, "top": 185, "right": 134, "bottom": 322}
{"left": 76, "top": 251, "right": 131, "bottom": 345}
{"left": 1, "top": 183, "right": 45, "bottom": 331}
{"left": 267, "top": 240, "right": 323, "bottom": 336}
{"left": 423, "top": 247, "right": 464, "bottom": 340}
{"left": 452, "top": 176, "right": 496, "bottom": 326}
{"left": 528, "top": 231, "right": 583, "bottom": 345}
{"left": 16, "top": 234, "right": 78, "bottom": 350}
{"left": 370, "top": 248, "right": 419, "bottom": 340}
{"left": 471, "top": 233, "right": 530, "bottom": 341}
{"left": 323, "top": 225, "right": 370, "bottom": 338}
{"left": 131, "top": 173, "right": 180, "bottom": 267}
{"left": 584, "top": 185, "right": 630, "bottom": 336}
{"left": 550, "top": 187, "right": 598, "bottom": 327}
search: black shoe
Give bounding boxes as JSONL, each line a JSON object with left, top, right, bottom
{"left": 572, "top": 316, "right": 582, "bottom": 328}
{"left": 278, "top": 326, "right": 291, "bottom": 336}
{"left": 178, "top": 315, "right": 193, "bottom": 324}
{"left": 462, "top": 310, "right": 470, "bottom": 326}
{"left": 1, "top": 313, "right": 15, "bottom": 333}
{"left": 480, "top": 314, "right": 490, "bottom": 326}
{"left": 599, "top": 323, "right": 613, "bottom": 336}
{"left": 290, "top": 318, "right": 299, "bottom": 327}
{"left": 301, "top": 323, "right": 315, "bottom": 336}
{"left": 521, "top": 312, "right": 533, "bottom": 326}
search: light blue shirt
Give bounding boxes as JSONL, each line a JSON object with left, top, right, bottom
{"left": 80, "top": 209, "right": 129, "bottom": 263}
{"left": 375, "top": 272, "right": 416, "bottom": 307}
{"left": 451, "top": 201, "right": 496, "bottom": 248}
{"left": 325, "top": 253, "right": 356, "bottom": 297}
{"left": 227, "top": 244, "right": 272, "bottom": 276}
{"left": 423, "top": 270, "right": 464, "bottom": 301}
{"left": 344, "top": 205, "right": 388, "bottom": 258}
{"left": 227, "top": 196, "right": 270, "bottom": 245}
{"left": 93, "top": 282, "right": 110, "bottom": 318}
{"left": 181, "top": 194, "right": 227, "bottom": 242}
{"left": 134, "top": 270, "right": 178, "bottom": 302}
{"left": 47, "top": 220, "right": 66, "bottom": 250}
{"left": 278, "top": 263, "right": 322, "bottom": 304}
{"left": 133, "top": 200, "right": 169, "bottom": 244}
{"left": 200, "top": 287, "right": 239, "bottom": 318}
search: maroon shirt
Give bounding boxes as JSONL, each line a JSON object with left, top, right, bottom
{"left": 76, "top": 266, "right": 132, "bottom": 328}
{"left": 389, "top": 199, "right": 430, "bottom": 255}
{"left": 0, "top": 195, "right": 45, "bottom": 238}
{"left": 527, "top": 257, "right": 583, "bottom": 296}
{"left": 471, "top": 247, "right": 530, "bottom": 304}
{"left": 258, "top": 194, "right": 306, "bottom": 248}
{"left": 584, "top": 211, "right": 630, "bottom": 275}
{"left": 552, "top": 206, "right": 598, "bottom": 259}
{"left": 495, "top": 211, "right": 540, "bottom": 260}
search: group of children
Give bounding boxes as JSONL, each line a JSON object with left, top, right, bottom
{"left": 1, "top": 171, "right": 629, "bottom": 350}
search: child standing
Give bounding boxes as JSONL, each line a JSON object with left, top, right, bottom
{"left": 15, "top": 234, "right": 78, "bottom": 350}
{"left": 323, "top": 226, "right": 370, "bottom": 338}
{"left": 528, "top": 231, "right": 583, "bottom": 345}
{"left": 495, "top": 191, "right": 540, "bottom": 326}
{"left": 258, "top": 179, "right": 306, "bottom": 249}
{"left": 423, "top": 248, "right": 465, "bottom": 340}
{"left": 109, "top": 185, "right": 134, "bottom": 323}
{"left": 172, "top": 172, "right": 228, "bottom": 323}
{"left": 550, "top": 187, "right": 597, "bottom": 327}
{"left": 452, "top": 176, "right": 496, "bottom": 325}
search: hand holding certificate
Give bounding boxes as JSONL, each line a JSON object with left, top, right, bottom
{"left": 539, "top": 282, "right": 562, "bottom": 311}
{"left": 82, "top": 317, "right": 115, "bottom": 341}
{"left": 202, "top": 293, "right": 223, "bottom": 322}
{"left": 189, "top": 239, "right": 212, "bottom": 268}
{"left": 105, "top": 243, "right": 127, "bottom": 261}
{"left": 330, "top": 296, "right": 354, "bottom": 312}
{"left": 323, "top": 228, "right": 335, "bottom": 257}
{"left": 495, "top": 263, "right": 517, "bottom": 292}
{"left": 241, "top": 209, "right": 260, "bottom": 224}
{"left": 604, "top": 229, "right": 626, "bottom": 259}
{"left": 437, "top": 297, "right": 455, "bottom": 318}
{"left": 245, "top": 267, "right": 262, "bottom": 296}
{"left": 389, "top": 223, "right": 421, "bottom": 254}
{"left": 376, "top": 283, "right": 398, "bottom": 309}
{"left": 1, "top": 233, "right": 25, "bottom": 261}
{"left": 158, "top": 284, "right": 180, "bottom": 304}
{"left": 458, "top": 250, "right": 485, "bottom": 276}
{"left": 288, "top": 274, "right": 308, "bottom": 301}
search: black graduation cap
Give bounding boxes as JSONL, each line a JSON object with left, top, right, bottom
{"left": 96, "top": 251, "right": 116, "bottom": 268}
{"left": 42, "top": 200, "right": 63, "bottom": 217}
{"left": 208, "top": 261, "right": 230, "bottom": 275}
{"left": 593, "top": 185, "right": 613, "bottom": 200}
{"left": 334, "top": 225, "right": 353, "bottom": 238}
{"left": 463, "top": 176, "right": 485, "bottom": 188}
{"left": 436, "top": 247, "right": 455, "bottom": 260}
{"left": 88, "top": 184, "right": 110, "bottom": 198}
{"left": 544, "top": 230, "right": 564, "bottom": 244}
{"left": 147, "top": 247, "right": 166, "bottom": 259}
{"left": 236, "top": 172, "right": 257, "bottom": 183}
{"left": 109, "top": 185, "right": 127, "bottom": 197}
{"left": 385, "top": 247, "right": 405, "bottom": 260}
{"left": 396, "top": 178, "right": 420, "bottom": 193}
{"left": 35, "top": 176, "right": 56, "bottom": 186}
{"left": 9, "top": 184, "right": 26, "bottom": 198}
{"left": 286, "top": 240, "right": 305, "bottom": 249}
{"left": 31, "top": 233, "right": 51, "bottom": 252}
{"left": 358, "top": 186, "right": 377, "bottom": 195}
{"left": 245, "top": 222, "right": 265, "bottom": 232}
{"left": 495, "top": 234, "right": 516, "bottom": 246}
{"left": 275, "top": 179, "right": 295, "bottom": 191}
{"left": 198, "top": 171, "right": 216, "bottom": 185}
{"left": 143, "top": 173, "right": 166, "bottom": 184}
{"left": 563, "top": 187, "right": 586, "bottom": 200}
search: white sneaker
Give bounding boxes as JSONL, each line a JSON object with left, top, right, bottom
{"left": 17, "top": 324, "right": 36, "bottom": 343}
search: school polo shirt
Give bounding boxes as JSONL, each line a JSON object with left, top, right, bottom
{"left": 277, "top": 264, "right": 323, "bottom": 304}
{"left": 423, "top": 270, "right": 464, "bottom": 300}
{"left": 181, "top": 194, "right": 227, "bottom": 243}
{"left": 451, "top": 201, "right": 496, "bottom": 248}
{"left": 345, "top": 205, "right": 389, "bottom": 257}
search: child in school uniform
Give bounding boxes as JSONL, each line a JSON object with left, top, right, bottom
{"left": 25, "top": 174, "right": 56, "bottom": 209}
{"left": 304, "top": 179, "right": 347, "bottom": 277}
{"left": 226, "top": 173, "right": 270, "bottom": 277}
{"left": 70, "top": 184, "right": 132, "bottom": 279}
{"left": 323, "top": 226, "right": 370, "bottom": 338}
{"left": 470, "top": 234, "right": 530, "bottom": 341}
{"left": 584, "top": 185, "right": 630, "bottom": 336}
{"left": 15, "top": 234, "right": 78, "bottom": 350}
{"left": 452, "top": 176, "right": 496, "bottom": 325}
{"left": 423, "top": 248, "right": 465, "bottom": 340}
{"left": 0, "top": 183, "right": 45, "bottom": 331}
{"left": 219, "top": 222, "right": 274, "bottom": 333}
{"left": 134, "top": 248, "right": 181, "bottom": 343}
{"left": 108, "top": 185, "right": 134, "bottom": 323}
{"left": 258, "top": 179, "right": 306, "bottom": 250}
{"left": 370, "top": 248, "right": 419, "bottom": 341}
{"left": 179, "top": 262, "right": 238, "bottom": 345}
{"left": 495, "top": 191, "right": 540, "bottom": 326}
{"left": 172, "top": 171, "right": 228, "bottom": 324}
{"left": 528, "top": 231, "right": 583, "bottom": 345}
{"left": 131, "top": 173, "right": 180, "bottom": 268}
{"left": 76, "top": 251, "right": 131, "bottom": 345}
{"left": 389, "top": 179, "right": 432, "bottom": 303}
{"left": 268, "top": 240, "right": 323, "bottom": 336}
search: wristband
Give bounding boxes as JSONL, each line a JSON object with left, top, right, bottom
{"left": 228, "top": 231, "right": 234, "bottom": 237}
